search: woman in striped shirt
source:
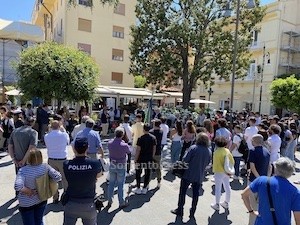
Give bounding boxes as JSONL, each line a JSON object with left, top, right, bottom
{"left": 14, "top": 149, "right": 61, "bottom": 225}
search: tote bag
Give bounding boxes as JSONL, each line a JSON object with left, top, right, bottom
{"left": 35, "top": 165, "right": 58, "bottom": 201}
{"left": 224, "top": 154, "right": 235, "bottom": 175}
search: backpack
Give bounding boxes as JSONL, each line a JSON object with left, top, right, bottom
{"left": 237, "top": 134, "right": 248, "bottom": 154}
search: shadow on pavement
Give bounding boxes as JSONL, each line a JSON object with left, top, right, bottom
{"left": 97, "top": 206, "right": 121, "bottom": 225}
{"left": 0, "top": 198, "right": 18, "bottom": 220}
{"left": 208, "top": 210, "right": 232, "bottom": 225}
{"left": 167, "top": 216, "right": 198, "bottom": 225}
{"left": 163, "top": 171, "right": 176, "bottom": 182}
{"left": 0, "top": 160, "right": 13, "bottom": 168}
{"left": 96, "top": 187, "right": 159, "bottom": 225}
{"left": 230, "top": 178, "right": 247, "bottom": 190}
{"left": 44, "top": 202, "right": 64, "bottom": 215}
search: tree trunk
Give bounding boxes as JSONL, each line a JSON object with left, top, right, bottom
{"left": 57, "top": 100, "right": 62, "bottom": 113}
{"left": 182, "top": 82, "right": 192, "bottom": 109}
{"left": 84, "top": 100, "right": 89, "bottom": 113}
{"left": 182, "top": 51, "right": 192, "bottom": 109}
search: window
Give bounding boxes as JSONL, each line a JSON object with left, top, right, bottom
{"left": 246, "top": 61, "right": 256, "bottom": 80}
{"left": 57, "top": 19, "right": 63, "bottom": 36}
{"left": 112, "top": 26, "right": 124, "bottom": 38}
{"left": 78, "top": 43, "right": 91, "bottom": 55}
{"left": 112, "top": 49, "right": 124, "bottom": 61}
{"left": 111, "top": 72, "right": 123, "bottom": 84}
{"left": 219, "top": 100, "right": 230, "bottom": 111}
{"left": 79, "top": 0, "right": 92, "bottom": 6}
{"left": 251, "top": 30, "right": 259, "bottom": 47}
{"left": 78, "top": 18, "right": 92, "bottom": 32}
{"left": 114, "top": 3, "right": 125, "bottom": 15}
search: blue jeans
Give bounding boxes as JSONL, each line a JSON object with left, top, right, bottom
{"left": 19, "top": 201, "right": 47, "bottom": 225}
{"left": 233, "top": 157, "right": 242, "bottom": 177}
{"left": 177, "top": 178, "right": 200, "bottom": 216}
{"left": 107, "top": 164, "right": 126, "bottom": 205}
{"left": 171, "top": 141, "right": 182, "bottom": 163}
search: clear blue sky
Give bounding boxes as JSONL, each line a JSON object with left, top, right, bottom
{"left": 0, "top": 0, "right": 276, "bottom": 22}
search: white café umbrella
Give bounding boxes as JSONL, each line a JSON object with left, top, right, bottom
{"left": 189, "top": 99, "right": 215, "bottom": 104}
{"left": 5, "top": 89, "right": 23, "bottom": 96}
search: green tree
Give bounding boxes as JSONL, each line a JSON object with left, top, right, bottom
{"left": 134, "top": 75, "right": 147, "bottom": 88}
{"left": 270, "top": 75, "right": 300, "bottom": 112}
{"left": 15, "top": 42, "right": 99, "bottom": 108}
{"left": 130, "top": 0, "right": 265, "bottom": 108}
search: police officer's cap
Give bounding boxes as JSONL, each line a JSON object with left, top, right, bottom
{"left": 74, "top": 137, "right": 88, "bottom": 150}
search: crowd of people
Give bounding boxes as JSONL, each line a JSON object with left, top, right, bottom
{"left": 3, "top": 102, "right": 300, "bottom": 225}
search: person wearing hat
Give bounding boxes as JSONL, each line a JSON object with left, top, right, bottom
{"left": 8, "top": 117, "right": 38, "bottom": 173}
{"left": 63, "top": 137, "right": 102, "bottom": 225}
{"left": 12, "top": 109, "right": 24, "bottom": 128}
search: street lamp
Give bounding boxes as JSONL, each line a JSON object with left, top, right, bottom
{"left": 227, "top": 0, "right": 255, "bottom": 121}
{"left": 258, "top": 44, "right": 266, "bottom": 113}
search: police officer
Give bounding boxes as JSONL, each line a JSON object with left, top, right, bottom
{"left": 63, "top": 137, "right": 102, "bottom": 225}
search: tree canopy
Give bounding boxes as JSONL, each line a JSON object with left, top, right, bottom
{"left": 15, "top": 41, "right": 99, "bottom": 104}
{"left": 270, "top": 75, "right": 300, "bottom": 113}
{"left": 130, "top": 0, "right": 265, "bottom": 108}
{"left": 134, "top": 75, "right": 147, "bottom": 88}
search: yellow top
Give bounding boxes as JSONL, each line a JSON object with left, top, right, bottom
{"left": 213, "top": 147, "right": 235, "bottom": 173}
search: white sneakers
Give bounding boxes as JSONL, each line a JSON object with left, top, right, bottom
{"left": 132, "top": 187, "right": 148, "bottom": 195}
{"left": 220, "top": 201, "right": 229, "bottom": 209}
{"left": 210, "top": 203, "right": 220, "bottom": 211}
{"left": 141, "top": 188, "right": 148, "bottom": 194}
{"left": 232, "top": 175, "right": 240, "bottom": 180}
{"left": 210, "top": 202, "right": 229, "bottom": 211}
{"left": 132, "top": 188, "right": 142, "bottom": 195}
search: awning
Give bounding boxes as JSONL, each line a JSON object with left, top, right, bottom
{"left": 190, "top": 99, "right": 215, "bottom": 104}
{"left": 165, "top": 92, "right": 183, "bottom": 98}
{"left": 110, "top": 88, "right": 152, "bottom": 97}
{"left": 95, "top": 86, "right": 117, "bottom": 96}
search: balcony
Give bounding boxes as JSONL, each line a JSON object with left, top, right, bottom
{"left": 281, "top": 45, "right": 300, "bottom": 53}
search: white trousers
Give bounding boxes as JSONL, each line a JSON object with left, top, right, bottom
{"left": 214, "top": 172, "right": 231, "bottom": 204}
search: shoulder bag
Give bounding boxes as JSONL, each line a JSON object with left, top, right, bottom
{"left": 267, "top": 177, "right": 278, "bottom": 225}
{"left": 224, "top": 154, "right": 235, "bottom": 175}
{"left": 35, "top": 164, "right": 58, "bottom": 201}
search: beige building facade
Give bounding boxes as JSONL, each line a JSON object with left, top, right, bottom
{"left": 196, "top": 0, "right": 300, "bottom": 114}
{"left": 32, "top": 0, "right": 135, "bottom": 87}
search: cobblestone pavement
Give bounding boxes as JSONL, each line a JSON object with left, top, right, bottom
{"left": 1, "top": 140, "right": 299, "bottom": 225}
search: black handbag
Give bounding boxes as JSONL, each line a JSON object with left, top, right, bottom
{"left": 267, "top": 177, "right": 278, "bottom": 225}
{"left": 172, "top": 161, "right": 188, "bottom": 178}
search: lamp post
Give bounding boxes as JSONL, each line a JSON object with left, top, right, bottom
{"left": 258, "top": 44, "right": 266, "bottom": 113}
{"left": 227, "top": 0, "right": 255, "bottom": 123}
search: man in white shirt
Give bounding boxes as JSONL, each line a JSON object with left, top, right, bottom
{"left": 45, "top": 120, "right": 70, "bottom": 204}
{"left": 160, "top": 117, "right": 169, "bottom": 149}
{"left": 244, "top": 117, "right": 258, "bottom": 150}
{"left": 120, "top": 115, "right": 133, "bottom": 176}
{"left": 254, "top": 112, "right": 261, "bottom": 126}
{"left": 71, "top": 115, "right": 89, "bottom": 140}
{"left": 132, "top": 114, "right": 144, "bottom": 148}
{"left": 268, "top": 124, "right": 282, "bottom": 163}
{"left": 230, "top": 125, "right": 244, "bottom": 179}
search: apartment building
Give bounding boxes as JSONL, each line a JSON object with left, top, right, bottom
{"left": 32, "top": 0, "right": 136, "bottom": 87}
{"left": 195, "top": 0, "right": 300, "bottom": 114}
